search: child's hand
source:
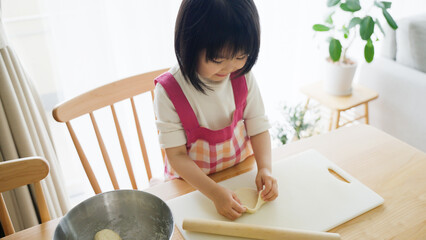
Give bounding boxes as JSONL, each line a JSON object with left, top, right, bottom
{"left": 255, "top": 168, "right": 278, "bottom": 201}
{"left": 210, "top": 186, "right": 246, "bottom": 220}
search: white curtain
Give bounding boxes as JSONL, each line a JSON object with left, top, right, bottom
{"left": 0, "top": 6, "right": 69, "bottom": 232}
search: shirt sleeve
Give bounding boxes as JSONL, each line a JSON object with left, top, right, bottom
{"left": 243, "top": 71, "right": 271, "bottom": 136}
{"left": 153, "top": 83, "right": 187, "bottom": 148}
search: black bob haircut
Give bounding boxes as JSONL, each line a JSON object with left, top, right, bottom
{"left": 175, "top": 0, "right": 260, "bottom": 93}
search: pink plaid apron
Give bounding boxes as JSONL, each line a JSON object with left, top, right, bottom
{"left": 155, "top": 72, "right": 253, "bottom": 180}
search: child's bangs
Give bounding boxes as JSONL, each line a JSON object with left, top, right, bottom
{"left": 204, "top": 27, "right": 257, "bottom": 61}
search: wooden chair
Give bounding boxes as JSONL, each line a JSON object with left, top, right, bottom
{"left": 0, "top": 157, "right": 51, "bottom": 236}
{"left": 52, "top": 68, "right": 168, "bottom": 194}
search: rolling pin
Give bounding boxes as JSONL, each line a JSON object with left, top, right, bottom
{"left": 182, "top": 218, "right": 341, "bottom": 240}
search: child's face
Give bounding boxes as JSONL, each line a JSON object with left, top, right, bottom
{"left": 197, "top": 49, "right": 248, "bottom": 82}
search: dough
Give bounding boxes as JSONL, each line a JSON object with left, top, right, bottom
{"left": 94, "top": 229, "right": 122, "bottom": 240}
{"left": 234, "top": 188, "right": 266, "bottom": 213}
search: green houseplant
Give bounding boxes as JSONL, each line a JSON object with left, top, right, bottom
{"left": 313, "top": 0, "right": 398, "bottom": 95}
{"left": 274, "top": 104, "right": 321, "bottom": 145}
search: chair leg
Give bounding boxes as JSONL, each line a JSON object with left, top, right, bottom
{"left": 0, "top": 194, "right": 15, "bottom": 236}
{"left": 335, "top": 110, "right": 341, "bottom": 129}
{"left": 364, "top": 103, "right": 369, "bottom": 124}
{"left": 329, "top": 110, "right": 334, "bottom": 131}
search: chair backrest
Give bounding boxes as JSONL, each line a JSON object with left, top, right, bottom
{"left": 0, "top": 157, "right": 51, "bottom": 236}
{"left": 52, "top": 68, "right": 168, "bottom": 194}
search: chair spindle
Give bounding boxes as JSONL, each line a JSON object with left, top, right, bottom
{"left": 110, "top": 104, "right": 138, "bottom": 189}
{"left": 89, "top": 112, "right": 120, "bottom": 190}
{"left": 131, "top": 97, "right": 152, "bottom": 180}
{"left": 66, "top": 121, "right": 102, "bottom": 194}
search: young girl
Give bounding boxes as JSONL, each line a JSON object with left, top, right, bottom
{"left": 154, "top": 0, "right": 278, "bottom": 220}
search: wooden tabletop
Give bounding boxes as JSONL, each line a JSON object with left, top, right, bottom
{"left": 3, "top": 124, "right": 426, "bottom": 240}
{"left": 300, "top": 81, "right": 379, "bottom": 111}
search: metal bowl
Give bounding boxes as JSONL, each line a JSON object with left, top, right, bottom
{"left": 53, "top": 190, "right": 174, "bottom": 240}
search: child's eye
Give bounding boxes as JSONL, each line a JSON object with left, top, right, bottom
{"left": 211, "top": 59, "right": 224, "bottom": 64}
{"left": 237, "top": 55, "right": 248, "bottom": 60}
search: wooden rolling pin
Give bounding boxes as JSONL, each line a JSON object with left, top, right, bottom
{"left": 182, "top": 218, "right": 341, "bottom": 240}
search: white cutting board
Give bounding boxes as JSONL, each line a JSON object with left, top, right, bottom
{"left": 167, "top": 149, "right": 384, "bottom": 240}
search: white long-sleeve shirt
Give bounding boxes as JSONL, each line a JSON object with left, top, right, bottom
{"left": 154, "top": 64, "right": 270, "bottom": 149}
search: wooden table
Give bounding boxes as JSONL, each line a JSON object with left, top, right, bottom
{"left": 3, "top": 125, "right": 425, "bottom": 240}
{"left": 300, "top": 81, "right": 379, "bottom": 130}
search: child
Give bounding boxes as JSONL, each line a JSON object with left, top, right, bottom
{"left": 154, "top": 0, "right": 278, "bottom": 220}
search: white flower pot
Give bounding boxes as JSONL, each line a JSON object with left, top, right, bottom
{"left": 323, "top": 59, "right": 357, "bottom": 96}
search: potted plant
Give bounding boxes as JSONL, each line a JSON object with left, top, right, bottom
{"left": 313, "top": 0, "right": 398, "bottom": 96}
{"left": 274, "top": 103, "right": 321, "bottom": 145}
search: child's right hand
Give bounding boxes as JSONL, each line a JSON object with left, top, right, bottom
{"left": 210, "top": 186, "right": 246, "bottom": 220}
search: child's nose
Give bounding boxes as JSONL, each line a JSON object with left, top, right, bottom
{"left": 223, "top": 60, "right": 240, "bottom": 72}
{"left": 222, "top": 63, "right": 234, "bottom": 72}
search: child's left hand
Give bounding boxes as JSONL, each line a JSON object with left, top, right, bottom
{"left": 255, "top": 168, "right": 278, "bottom": 201}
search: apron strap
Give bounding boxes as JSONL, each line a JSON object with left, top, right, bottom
{"left": 230, "top": 72, "right": 248, "bottom": 121}
{"left": 155, "top": 72, "right": 199, "bottom": 132}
